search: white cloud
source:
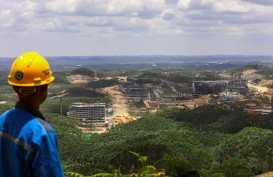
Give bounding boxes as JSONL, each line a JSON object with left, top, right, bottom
{"left": 14, "top": 1, "right": 37, "bottom": 11}
{"left": 2, "top": 0, "right": 272, "bottom": 35}
{"left": 202, "top": 0, "right": 250, "bottom": 13}
{"left": 106, "top": 0, "right": 142, "bottom": 16}
{"left": 0, "top": 10, "right": 15, "bottom": 28}
{"left": 45, "top": 0, "right": 165, "bottom": 18}
{"left": 1, "top": 0, "right": 273, "bottom": 56}
{"left": 242, "top": 0, "right": 273, "bottom": 6}
{"left": 177, "top": 0, "right": 192, "bottom": 9}
{"left": 162, "top": 9, "right": 175, "bottom": 20}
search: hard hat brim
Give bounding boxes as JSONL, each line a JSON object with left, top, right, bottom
{"left": 8, "top": 76, "right": 55, "bottom": 87}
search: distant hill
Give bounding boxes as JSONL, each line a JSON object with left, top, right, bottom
{"left": 71, "top": 68, "right": 95, "bottom": 77}
{"left": 46, "top": 55, "right": 273, "bottom": 65}
{"left": 1, "top": 55, "right": 273, "bottom": 71}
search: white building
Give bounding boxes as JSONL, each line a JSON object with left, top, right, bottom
{"left": 67, "top": 102, "right": 106, "bottom": 123}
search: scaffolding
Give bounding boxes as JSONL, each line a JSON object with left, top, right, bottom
{"left": 227, "top": 79, "right": 249, "bottom": 95}
{"left": 192, "top": 80, "right": 227, "bottom": 98}
{"left": 67, "top": 102, "right": 106, "bottom": 123}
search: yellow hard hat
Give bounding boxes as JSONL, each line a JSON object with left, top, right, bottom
{"left": 8, "top": 52, "right": 55, "bottom": 86}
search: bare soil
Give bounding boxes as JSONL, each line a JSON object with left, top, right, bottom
{"left": 256, "top": 171, "right": 273, "bottom": 177}
{"left": 68, "top": 75, "right": 92, "bottom": 84}
{"left": 103, "top": 85, "right": 135, "bottom": 124}
{"left": 241, "top": 69, "right": 257, "bottom": 76}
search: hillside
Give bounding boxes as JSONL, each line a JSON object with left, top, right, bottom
{"left": 234, "top": 66, "right": 273, "bottom": 94}
{"left": 2, "top": 63, "right": 273, "bottom": 177}
{"left": 45, "top": 104, "right": 273, "bottom": 177}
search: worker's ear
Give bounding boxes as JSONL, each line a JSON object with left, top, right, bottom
{"left": 12, "top": 86, "right": 20, "bottom": 94}
{"left": 39, "top": 85, "right": 48, "bottom": 93}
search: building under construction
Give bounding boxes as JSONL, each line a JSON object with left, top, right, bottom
{"left": 122, "top": 83, "right": 154, "bottom": 98}
{"left": 192, "top": 80, "right": 227, "bottom": 98}
{"left": 127, "top": 87, "right": 150, "bottom": 98}
{"left": 227, "top": 79, "right": 249, "bottom": 95}
{"left": 67, "top": 102, "right": 106, "bottom": 124}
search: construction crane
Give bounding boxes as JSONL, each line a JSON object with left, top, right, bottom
{"left": 49, "top": 91, "right": 69, "bottom": 116}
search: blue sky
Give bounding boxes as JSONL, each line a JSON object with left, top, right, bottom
{"left": 1, "top": 0, "right": 273, "bottom": 57}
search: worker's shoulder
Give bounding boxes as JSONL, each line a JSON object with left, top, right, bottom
{"left": 0, "top": 109, "right": 13, "bottom": 117}
{"left": 2, "top": 108, "right": 54, "bottom": 133}
{"left": 19, "top": 115, "right": 55, "bottom": 135}
{"left": 2, "top": 107, "right": 31, "bottom": 118}
{"left": 0, "top": 109, "right": 17, "bottom": 125}
{"left": 36, "top": 118, "right": 53, "bottom": 133}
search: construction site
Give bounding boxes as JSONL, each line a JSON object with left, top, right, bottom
{"left": 66, "top": 68, "right": 273, "bottom": 133}
{"left": 119, "top": 71, "right": 273, "bottom": 116}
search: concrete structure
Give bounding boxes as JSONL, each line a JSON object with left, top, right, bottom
{"left": 125, "top": 85, "right": 150, "bottom": 98}
{"left": 127, "top": 88, "right": 149, "bottom": 97}
{"left": 227, "top": 79, "right": 249, "bottom": 95}
{"left": 244, "top": 106, "right": 272, "bottom": 115}
{"left": 67, "top": 102, "right": 106, "bottom": 123}
{"left": 192, "top": 80, "right": 227, "bottom": 98}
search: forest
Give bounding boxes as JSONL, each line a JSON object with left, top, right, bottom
{"left": 46, "top": 104, "right": 273, "bottom": 177}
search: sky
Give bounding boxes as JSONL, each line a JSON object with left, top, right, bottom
{"left": 1, "top": 0, "right": 273, "bottom": 57}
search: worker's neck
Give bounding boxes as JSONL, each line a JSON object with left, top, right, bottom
{"left": 19, "top": 98, "right": 40, "bottom": 112}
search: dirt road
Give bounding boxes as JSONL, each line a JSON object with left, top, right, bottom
{"left": 256, "top": 171, "right": 273, "bottom": 177}
{"left": 103, "top": 85, "right": 129, "bottom": 116}
{"left": 248, "top": 83, "right": 269, "bottom": 94}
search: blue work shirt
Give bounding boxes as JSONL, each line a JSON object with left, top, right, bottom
{"left": 0, "top": 103, "right": 64, "bottom": 177}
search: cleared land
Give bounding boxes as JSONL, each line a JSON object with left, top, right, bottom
{"left": 242, "top": 69, "right": 273, "bottom": 94}
{"left": 103, "top": 85, "right": 134, "bottom": 124}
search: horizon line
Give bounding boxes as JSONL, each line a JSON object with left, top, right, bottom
{"left": 1, "top": 54, "right": 273, "bottom": 58}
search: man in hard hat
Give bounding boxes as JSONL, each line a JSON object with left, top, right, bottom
{"left": 0, "top": 52, "right": 64, "bottom": 177}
